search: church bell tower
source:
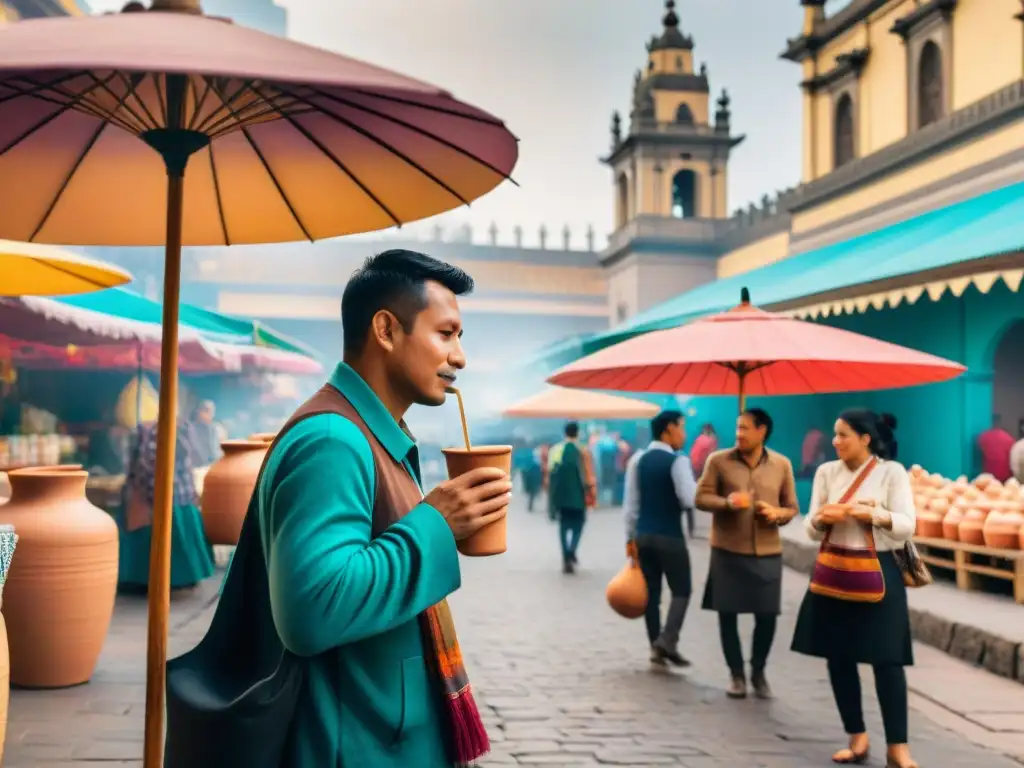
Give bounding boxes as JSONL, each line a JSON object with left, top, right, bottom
{"left": 602, "top": 1, "right": 744, "bottom": 324}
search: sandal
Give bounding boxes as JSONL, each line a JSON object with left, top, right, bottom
{"left": 886, "top": 759, "right": 919, "bottom": 768}
{"left": 832, "top": 748, "right": 870, "bottom": 764}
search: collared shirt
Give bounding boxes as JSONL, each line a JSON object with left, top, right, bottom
{"left": 696, "top": 446, "right": 798, "bottom": 556}
{"left": 623, "top": 441, "right": 697, "bottom": 540}
{"left": 326, "top": 362, "right": 423, "bottom": 489}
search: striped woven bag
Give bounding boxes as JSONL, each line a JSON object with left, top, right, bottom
{"left": 809, "top": 458, "right": 886, "bottom": 603}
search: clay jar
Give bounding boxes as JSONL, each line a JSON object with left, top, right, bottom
{"left": 942, "top": 502, "right": 966, "bottom": 541}
{"left": 984, "top": 503, "right": 1024, "bottom": 550}
{"left": 200, "top": 440, "right": 269, "bottom": 546}
{"left": 0, "top": 466, "right": 119, "bottom": 688}
{"left": 917, "top": 497, "right": 947, "bottom": 539}
{"left": 958, "top": 508, "right": 988, "bottom": 546}
{"left": 441, "top": 446, "right": 512, "bottom": 557}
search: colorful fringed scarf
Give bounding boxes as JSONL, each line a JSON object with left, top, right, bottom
{"left": 422, "top": 599, "right": 489, "bottom": 766}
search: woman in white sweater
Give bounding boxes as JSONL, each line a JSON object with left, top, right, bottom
{"left": 790, "top": 409, "right": 918, "bottom": 768}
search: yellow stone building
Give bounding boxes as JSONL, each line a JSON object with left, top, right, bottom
{"left": 544, "top": 0, "right": 1024, "bottom": 485}
{"left": 0, "top": 0, "right": 84, "bottom": 20}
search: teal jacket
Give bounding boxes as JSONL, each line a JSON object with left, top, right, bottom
{"left": 257, "top": 363, "right": 460, "bottom": 767}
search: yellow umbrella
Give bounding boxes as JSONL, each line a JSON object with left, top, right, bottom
{"left": 0, "top": 240, "right": 131, "bottom": 296}
{"left": 503, "top": 386, "right": 660, "bottom": 420}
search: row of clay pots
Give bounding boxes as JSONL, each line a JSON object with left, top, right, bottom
{"left": 911, "top": 467, "right": 1024, "bottom": 550}
{"left": 199, "top": 434, "right": 274, "bottom": 546}
{"left": 0, "top": 466, "right": 118, "bottom": 691}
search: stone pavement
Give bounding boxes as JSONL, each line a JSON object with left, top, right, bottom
{"left": 4, "top": 502, "right": 1024, "bottom": 767}
{"left": 456, "top": 506, "right": 1024, "bottom": 767}
{"left": 4, "top": 580, "right": 220, "bottom": 767}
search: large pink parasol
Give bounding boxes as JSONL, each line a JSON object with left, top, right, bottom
{"left": 0, "top": 2, "right": 518, "bottom": 764}
{"left": 549, "top": 289, "right": 966, "bottom": 410}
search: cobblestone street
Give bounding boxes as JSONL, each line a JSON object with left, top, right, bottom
{"left": 455, "top": 505, "right": 1024, "bottom": 768}
{"left": 5, "top": 501, "right": 1024, "bottom": 766}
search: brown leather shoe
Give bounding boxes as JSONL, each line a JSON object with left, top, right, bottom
{"left": 726, "top": 674, "right": 747, "bottom": 699}
{"left": 751, "top": 669, "right": 773, "bottom": 699}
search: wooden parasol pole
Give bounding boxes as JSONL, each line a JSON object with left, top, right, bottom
{"left": 143, "top": 169, "right": 182, "bottom": 768}
{"left": 142, "top": 68, "right": 194, "bottom": 768}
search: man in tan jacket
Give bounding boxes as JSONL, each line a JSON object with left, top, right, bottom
{"left": 696, "top": 408, "right": 798, "bottom": 700}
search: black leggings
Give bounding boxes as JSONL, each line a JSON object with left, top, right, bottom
{"left": 827, "top": 659, "right": 908, "bottom": 745}
{"left": 718, "top": 612, "right": 776, "bottom": 675}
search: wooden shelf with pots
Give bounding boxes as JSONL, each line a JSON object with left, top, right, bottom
{"left": 913, "top": 536, "right": 1024, "bottom": 604}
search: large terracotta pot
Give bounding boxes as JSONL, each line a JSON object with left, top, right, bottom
{"left": 984, "top": 505, "right": 1024, "bottom": 550}
{"left": 917, "top": 498, "right": 947, "bottom": 539}
{"left": 959, "top": 508, "right": 988, "bottom": 546}
{"left": 0, "top": 466, "right": 118, "bottom": 688}
{"left": 1019, "top": 523, "right": 1024, "bottom": 551}
{"left": 942, "top": 503, "right": 965, "bottom": 541}
{"left": 201, "top": 440, "right": 269, "bottom": 546}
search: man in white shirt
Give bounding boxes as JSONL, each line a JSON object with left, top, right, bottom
{"left": 1011, "top": 420, "right": 1024, "bottom": 483}
{"left": 624, "top": 410, "right": 698, "bottom": 667}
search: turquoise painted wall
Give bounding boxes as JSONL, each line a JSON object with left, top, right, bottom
{"left": 678, "top": 282, "right": 1024, "bottom": 514}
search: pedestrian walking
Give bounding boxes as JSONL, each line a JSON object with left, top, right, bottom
{"left": 791, "top": 409, "right": 919, "bottom": 768}
{"left": 523, "top": 444, "right": 544, "bottom": 512}
{"left": 623, "top": 409, "right": 697, "bottom": 668}
{"left": 696, "top": 408, "right": 798, "bottom": 699}
{"left": 166, "top": 249, "right": 509, "bottom": 767}
{"left": 119, "top": 416, "right": 214, "bottom": 592}
{"left": 548, "top": 421, "right": 596, "bottom": 573}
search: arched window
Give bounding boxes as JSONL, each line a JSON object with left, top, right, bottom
{"left": 918, "top": 41, "right": 944, "bottom": 128}
{"left": 833, "top": 93, "right": 855, "bottom": 169}
{"left": 675, "top": 103, "right": 694, "bottom": 125}
{"left": 671, "top": 170, "right": 698, "bottom": 218}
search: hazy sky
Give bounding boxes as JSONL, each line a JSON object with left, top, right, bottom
{"left": 87, "top": 0, "right": 806, "bottom": 247}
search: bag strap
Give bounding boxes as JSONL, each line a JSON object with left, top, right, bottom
{"left": 838, "top": 456, "right": 877, "bottom": 504}
{"left": 820, "top": 457, "right": 878, "bottom": 549}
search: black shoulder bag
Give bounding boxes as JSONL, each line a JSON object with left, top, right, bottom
{"left": 164, "top": 420, "right": 313, "bottom": 768}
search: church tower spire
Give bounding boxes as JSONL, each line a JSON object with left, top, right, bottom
{"left": 604, "top": 0, "right": 743, "bottom": 226}
{"left": 599, "top": 0, "right": 745, "bottom": 325}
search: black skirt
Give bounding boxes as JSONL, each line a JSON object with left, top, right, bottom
{"left": 791, "top": 550, "right": 914, "bottom": 666}
{"left": 701, "top": 548, "right": 783, "bottom": 615}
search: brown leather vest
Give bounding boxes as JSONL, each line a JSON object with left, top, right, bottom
{"left": 270, "top": 384, "right": 424, "bottom": 536}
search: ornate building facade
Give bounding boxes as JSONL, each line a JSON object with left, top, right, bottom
{"left": 0, "top": 0, "right": 86, "bottom": 20}
{"left": 546, "top": 0, "right": 1024, "bottom": 496}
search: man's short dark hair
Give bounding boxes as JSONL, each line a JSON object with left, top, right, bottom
{"left": 341, "top": 249, "right": 474, "bottom": 356}
{"left": 743, "top": 407, "right": 774, "bottom": 443}
{"left": 650, "top": 410, "right": 683, "bottom": 441}
{"left": 564, "top": 421, "right": 580, "bottom": 439}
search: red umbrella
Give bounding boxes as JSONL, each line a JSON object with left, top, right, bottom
{"left": 548, "top": 288, "right": 966, "bottom": 410}
{"left": 0, "top": 3, "right": 518, "bottom": 764}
